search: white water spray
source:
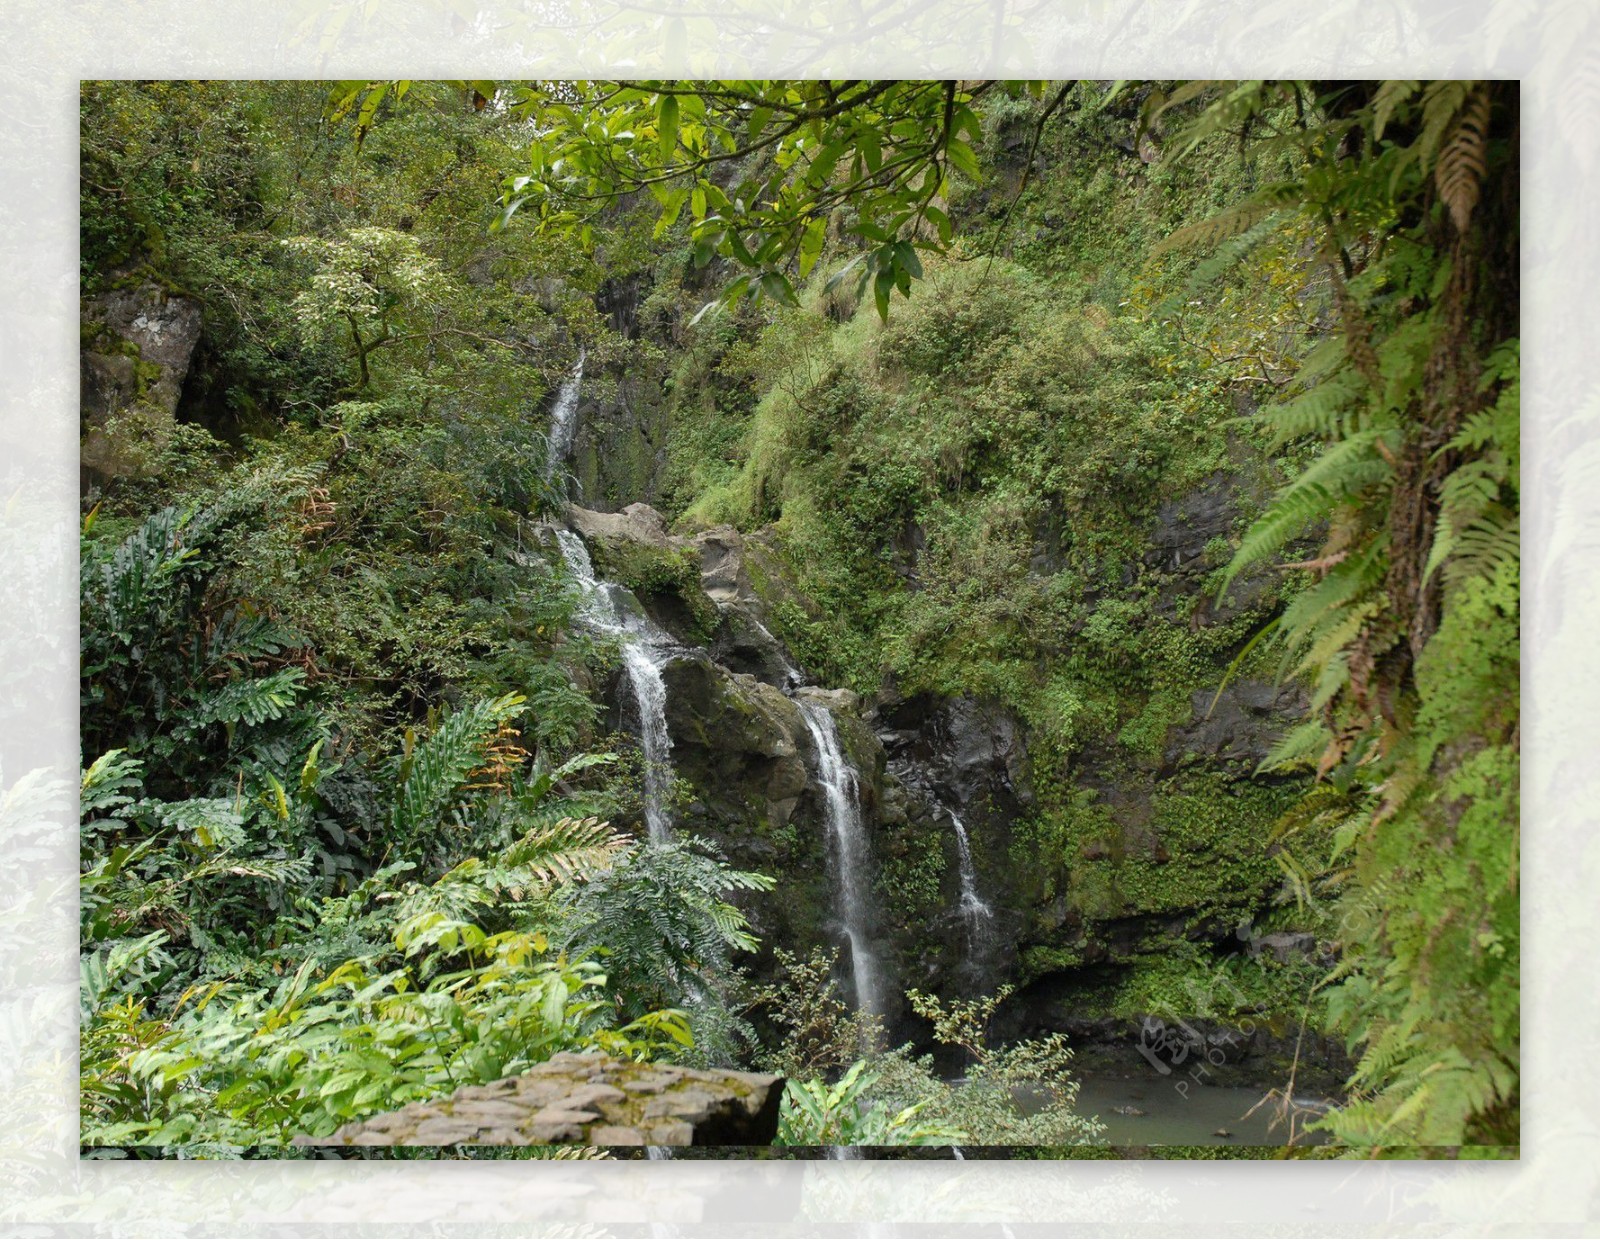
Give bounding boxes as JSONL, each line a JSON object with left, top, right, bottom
{"left": 543, "top": 347, "right": 586, "bottom": 485}
{"left": 621, "top": 643, "right": 674, "bottom": 845}
{"left": 556, "top": 528, "right": 675, "bottom": 843}
{"left": 949, "top": 811, "right": 996, "bottom": 976}
{"left": 798, "top": 700, "right": 883, "bottom": 1028}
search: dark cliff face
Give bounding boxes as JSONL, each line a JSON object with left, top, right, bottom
{"left": 565, "top": 275, "right": 676, "bottom": 512}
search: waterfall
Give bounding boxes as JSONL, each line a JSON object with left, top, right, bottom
{"left": 621, "top": 643, "right": 673, "bottom": 845}
{"left": 949, "top": 811, "right": 997, "bottom": 980}
{"left": 555, "top": 528, "right": 675, "bottom": 844}
{"left": 798, "top": 700, "right": 882, "bottom": 1028}
{"left": 543, "top": 347, "right": 586, "bottom": 486}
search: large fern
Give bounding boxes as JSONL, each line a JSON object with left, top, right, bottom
{"left": 557, "top": 836, "right": 775, "bottom": 1025}
{"left": 1162, "top": 80, "right": 1520, "bottom": 1152}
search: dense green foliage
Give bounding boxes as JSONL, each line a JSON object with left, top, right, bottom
{"left": 77, "top": 81, "right": 778, "bottom": 1151}
{"left": 1164, "top": 81, "right": 1521, "bottom": 1151}
{"left": 78, "top": 78, "right": 1516, "bottom": 1157}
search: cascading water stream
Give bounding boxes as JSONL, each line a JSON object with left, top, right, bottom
{"left": 797, "top": 700, "right": 883, "bottom": 1031}
{"left": 948, "top": 811, "right": 997, "bottom": 981}
{"left": 559, "top": 522, "right": 892, "bottom": 1034}
{"left": 620, "top": 644, "right": 674, "bottom": 845}
{"left": 555, "top": 528, "right": 675, "bottom": 844}
{"left": 543, "top": 347, "right": 586, "bottom": 487}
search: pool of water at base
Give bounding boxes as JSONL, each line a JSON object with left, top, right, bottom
{"left": 1066, "top": 1071, "right": 1333, "bottom": 1147}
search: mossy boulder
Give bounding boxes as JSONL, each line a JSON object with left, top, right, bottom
{"left": 80, "top": 274, "right": 203, "bottom": 482}
{"left": 569, "top": 503, "right": 721, "bottom": 644}
{"left": 662, "top": 655, "right": 811, "bottom": 841}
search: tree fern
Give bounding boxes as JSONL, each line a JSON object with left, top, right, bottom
{"left": 558, "top": 837, "right": 775, "bottom": 1021}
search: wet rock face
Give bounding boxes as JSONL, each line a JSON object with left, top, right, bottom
{"left": 865, "top": 695, "right": 1033, "bottom": 1005}
{"left": 692, "top": 526, "right": 814, "bottom": 690}
{"left": 1148, "top": 472, "right": 1239, "bottom": 569}
{"left": 568, "top": 503, "right": 720, "bottom": 645}
{"left": 1144, "top": 471, "right": 1277, "bottom": 623}
{"left": 1164, "top": 680, "right": 1308, "bottom": 777}
{"left": 876, "top": 694, "right": 1033, "bottom": 815}
{"left": 570, "top": 365, "right": 672, "bottom": 510}
{"left": 710, "top": 604, "right": 799, "bottom": 689}
{"left": 662, "top": 655, "right": 812, "bottom": 839}
{"left": 297, "top": 1053, "right": 783, "bottom": 1147}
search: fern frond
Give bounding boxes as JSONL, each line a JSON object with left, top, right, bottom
{"left": 500, "top": 816, "right": 630, "bottom": 886}
{"left": 1259, "top": 717, "right": 1332, "bottom": 773}
{"left": 1372, "top": 80, "right": 1421, "bottom": 141}
{"left": 1444, "top": 400, "right": 1517, "bottom": 457}
{"left": 1434, "top": 84, "right": 1491, "bottom": 232}
{"left": 1264, "top": 372, "right": 1366, "bottom": 446}
{"left": 391, "top": 693, "right": 526, "bottom": 842}
{"left": 81, "top": 750, "right": 145, "bottom": 819}
{"left": 1277, "top": 540, "right": 1387, "bottom": 639}
{"left": 1294, "top": 600, "right": 1382, "bottom": 684}
{"left": 1444, "top": 512, "right": 1519, "bottom": 588}
{"left": 147, "top": 797, "right": 248, "bottom": 849}
{"left": 1226, "top": 435, "right": 1394, "bottom": 587}
{"left": 206, "top": 608, "right": 301, "bottom": 666}
{"left": 1416, "top": 81, "right": 1473, "bottom": 173}
{"left": 1371, "top": 763, "right": 1427, "bottom": 827}
{"left": 1154, "top": 186, "right": 1299, "bottom": 255}
{"left": 1153, "top": 211, "right": 1288, "bottom": 318}
{"left": 191, "top": 669, "right": 307, "bottom": 730}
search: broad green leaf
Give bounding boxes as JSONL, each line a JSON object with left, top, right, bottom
{"left": 657, "top": 93, "right": 680, "bottom": 162}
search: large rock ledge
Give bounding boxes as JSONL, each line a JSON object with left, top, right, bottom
{"left": 293, "top": 1053, "right": 784, "bottom": 1148}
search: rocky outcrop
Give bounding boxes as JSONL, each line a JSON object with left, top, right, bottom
{"left": 1164, "top": 680, "right": 1309, "bottom": 778}
{"left": 298, "top": 1053, "right": 783, "bottom": 1147}
{"left": 569, "top": 502, "right": 675, "bottom": 550}
{"left": 81, "top": 275, "right": 204, "bottom": 482}
{"left": 563, "top": 498, "right": 1310, "bottom": 1064}
{"left": 567, "top": 334, "right": 673, "bottom": 510}
{"left": 875, "top": 693, "right": 1033, "bottom": 816}
{"left": 661, "top": 656, "right": 811, "bottom": 841}
{"left": 570, "top": 506, "right": 811, "bottom": 687}
{"left": 694, "top": 525, "right": 754, "bottom": 604}
{"left": 709, "top": 603, "right": 802, "bottom": 688}
{"left": 649, "top": 652, "right": 893, "bottom": 986}
{"left": 1144, "top": 471, "right": 1278, "bottom": 623}
{"left": 569, "top": 503, "right": 720, "bottom": 645}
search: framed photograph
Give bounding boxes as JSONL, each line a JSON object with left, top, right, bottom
{"left": 73, "top": 78, "right": 1519, "bottom": 1167}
